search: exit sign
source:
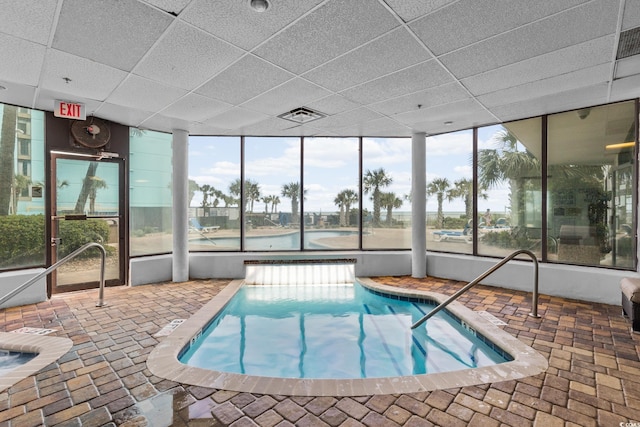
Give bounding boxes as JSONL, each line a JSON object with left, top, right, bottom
{"left": 54, "top": 100, "right": 86, "bottom": 120}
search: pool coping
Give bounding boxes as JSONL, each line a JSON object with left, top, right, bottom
{"left": 147, "top": 278, "right": 548, "bottom": 396}
{"left": 0, "top": 332, "right": 73, "bottom": 392}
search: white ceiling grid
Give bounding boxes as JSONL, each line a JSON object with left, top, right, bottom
{"left": 0, "top": 0, "right": 638, "bottom": 137}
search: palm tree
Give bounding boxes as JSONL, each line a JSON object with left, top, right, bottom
{"left": 363, "top": 168, "right": 392, "bottom": 227}
{"left": 262, "top": 195, "right": 273, "bottom": 213}
{"left": 245, "top": 180, "right": 261, "bottom": 213}
{"left": 87, "top": 176, "right": 108, "bottom": 214}
{"left": 281, "top": 182, "right": 304, "bottom": 224}
{"left": 427, "top": 178, "right": 451, "bottom": 229}
{"left": 12, "top": 174, "right": 31, "bottom": 215}
{"left": 447, "top": 178, "right": 488, "bottom": 222}
{"left": 188, "top": 179, "right": 199, "bottom": 207}
{"left": 200, "top": 184, "right": 212, "bottom": 207}
{"left": 74, "top": 162, "right": 99, "bottom": 213}
{"left": 380, "top": 192, "right": 403, "bottom": 227}
{"left": 270, "top": 195, "right": 280, "bottom": 213}
{"left": 0, "top": 105, "right": 17, "bottom": 215}
{"left": 478, "top": 129, "right": 540, "bottom": 226}
{"left": 334, "top": 192, "right": 347, "bottom": 226}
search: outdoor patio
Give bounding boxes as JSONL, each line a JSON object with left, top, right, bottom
{"left": 0, "top": 276, "right": 639, "bottom": 426}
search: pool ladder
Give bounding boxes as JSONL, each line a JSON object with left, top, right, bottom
{"left": 411, "top": 249, "right": 540, "bottom": 330}
{"left": 0, "top": 242, "right": 107, "bottom": 308}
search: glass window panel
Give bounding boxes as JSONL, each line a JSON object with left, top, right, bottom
{"left": 426, "top": 130, "right": 473, "bottom": 254}
{"left": 0, "top": 105, "right": 46, "bottom": 270}
{"left": 244, "top": 137, "right": 301, "bottom": 251}
{"left": 548, "top": 101, "right": 636, "bottom": 269}
{"left": 188, "top": 136, "right": 241, "bottom": 251}
{"left": 129, "top": 130, "right": 173, "bottom": 256}
{"left": 362, "top": 137, "right": 411, "bottom": 249}
{"left": 303, "top": 137, "right": 359, "bottom": 250}
{"left": 477, "top": 119, "right": 542, "bottom": 258}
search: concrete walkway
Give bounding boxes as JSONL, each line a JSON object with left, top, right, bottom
{"left": 0, "top": 276, "right": 639, "bottom": 426}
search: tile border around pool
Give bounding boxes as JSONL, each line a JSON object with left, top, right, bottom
{"left": 0, "top": 332, "right": 73, "bottom": 392}
{"left": 146, "top": 279, "right": 549, "bottom": 397}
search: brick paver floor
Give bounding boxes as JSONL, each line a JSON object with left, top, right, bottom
{"left": 1, "top": 276, "right": 639, "bottom": 426}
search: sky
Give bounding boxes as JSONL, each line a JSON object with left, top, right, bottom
{"left": 187, "top": 126, "right": 514, "bottom": 216}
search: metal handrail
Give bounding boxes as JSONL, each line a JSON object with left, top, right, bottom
{"left": 0, "top": 242, "right": 107, "bottom": 308}
{"left": 411, "top": 249, "right": 540, "bottom": 330}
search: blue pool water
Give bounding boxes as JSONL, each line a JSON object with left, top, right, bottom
{"left": 179, "top": 282, "right": 510, "bottom": 379}
{"left": 193, "top": 230, "right": 358, "bottom": 250}
{"left": 0, "top": 350, "right": 36, "bottom": 376}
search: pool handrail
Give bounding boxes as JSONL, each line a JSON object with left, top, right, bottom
{"left": 411, "top": 249, "right": 540, "bottom": 330}
{"left": 0, "top": 242, "right": 107, "bottom": 308}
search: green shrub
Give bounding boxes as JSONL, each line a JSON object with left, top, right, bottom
{"left": 0, "top": 214, "right": 45, "bottom": 267}
{"left": 58, "top": 220, "right": 111, "bottom": 258}
{"left": 442, "top": 217, "right": 467, "bottom": 229}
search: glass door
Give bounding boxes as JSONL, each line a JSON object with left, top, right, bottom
{"left": 50, "top": 153, "right": 125, "bottom": 293}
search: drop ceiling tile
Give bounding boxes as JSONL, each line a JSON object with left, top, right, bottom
{"left": 0, "top": 0, "right": 57, "bottom": 44}
{"left": 303, "top": 28, "right": 431, "bottom": 92}
{"left": 106, "top": 75, "right": 188, "bottom": 112}
{"left": 138, "top": 114, "right": 192, "bottom": 133}
{"left": 384, "top": 0, "right": 458, "bottom": 22}
{"left": 181, "top": 0, "right": 323, "bottom": 50}
{"left": 477, "top": 63, "right": 611, "bottom": 108}
{"left": 96, "top": 102, "right": 156, "bottom": 128}
{"left": 0, "top": 33, "right": 46, "bottom": 86}
{"left": 462, "top": 35, "right": 615, "bottom": 95}
{"left": 134, "top": 22, "right": 244, "bottom": 90}
{"left": 253, "top": 0, "right": 399, "bottom": 74}
{"left": 52, "top": 0, "right": 173, "bottom": 71}
{"left": 205, "top": 107, "right": 270, "bottom": 129}
{"left": 330, "top": 117, "right": 412, "bottom": 137}
{"left": 241, "top": 78, "right": 331, "bottom": 115}
{"left": 488, "top": 83, "right": 610, "bottom": 122}
{"left": 368, "top": 82, "right": 470, "bottom": 116}
{"left": 622, "top": 0, "right": 640, "bottom": 30}
{"left": 395, "top": 98, "right": 495, "bottom": 129}
{"left": 41, "top": 49, "right": 128, "bottom": 101}
{"left": 615, "top": 55, "right": 640, "bottom": 79}
{"left": 160, "top": 93, "right": 232, "bottom": 122}
{"left": 440, "top": 0, "right": 619, "bottom": 79}
{"left": 610, "top": 74, "right": 640, "bottom": 101}
{"left": 340, "top": 60, "right": 454, "bottom": 105}
{"left": 0, "top": 83, "right": 36, "bottom": 109}
{"left": 144, "top": 0, "right": 191, "bottom": 15}
{"left": 306, "top": 94, "right": 360, "bottom": 115}
{"left": 410, "top": 0, "right": 589, "bottom": 55}
{"left": 196, "top": 55, "right": 294, "bottom": 105}
{"left": 310, "top": 108, "right": 382, "bottom": 130}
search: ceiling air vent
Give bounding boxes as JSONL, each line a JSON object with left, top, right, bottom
{"left": 278, "top": 107, "right": 326, "bottom": 124}
{"left": 617, "top": 26, "right": 640, "bottom": 59}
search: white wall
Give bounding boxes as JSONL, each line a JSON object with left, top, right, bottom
{"left": 0, "top": 269, "right": 47, "bottom": 309}
{"left": 128, "top": 250, "right": 628, "bottom": 306}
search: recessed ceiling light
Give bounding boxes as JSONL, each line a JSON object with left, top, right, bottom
{"left": 249, "top": 0, "right": 270, "bottom": 12}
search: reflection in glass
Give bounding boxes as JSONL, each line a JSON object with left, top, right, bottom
{"left": 548, "top": 101, "right": 636, "bottom": 268}
{"left": 304, "top": 138, "right": 359, "bottom": 250}
{"left": 0, "top": 105, "right": 45, "bottom": 270}
{"left": 362, "top": 138, "right": 411, "bottom": 249}
{"left": 477, "top": 119, "right": 542, "bottom": 258}
{"left": 188, "top": 136, "right": 241, "bottom": 251}
{"left": 130, "top": 130, "right": 173, "bottom": 256}
{"left": 426, "top": 130, "right": 473, "bottom": 254}
{"left": 245, "top": 137, "right": 301, "bottom": 251}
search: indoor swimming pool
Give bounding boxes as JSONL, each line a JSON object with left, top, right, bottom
{"left": 179, "top": 282, "right": 510, "bottom": 379}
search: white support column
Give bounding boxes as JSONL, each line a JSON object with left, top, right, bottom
{"left": 172, "top": 130, "right": 189, "bottom": 282}
{"left": 412, "top": 132, "right": 427, "bottom": 278}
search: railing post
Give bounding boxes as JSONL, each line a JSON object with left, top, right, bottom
{"left": 411, "top": 249, "right": 540, "bottom": 329}
{"left": 0, "top": 242, "right": 108, "bottom": 308}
